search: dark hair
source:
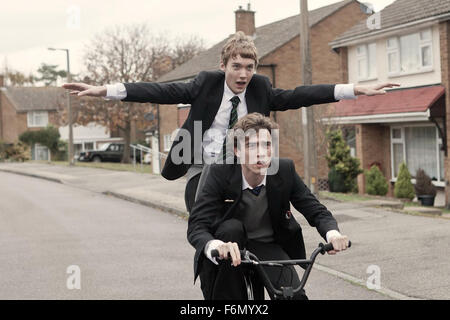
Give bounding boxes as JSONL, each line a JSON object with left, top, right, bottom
{"left": 232, "top": 113, "right": 278, "bottom": 147}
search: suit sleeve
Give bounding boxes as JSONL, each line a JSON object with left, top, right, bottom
{"left": 122, "top": 71, "right": 206, "bottom": 104}
{"left": 266, "top": 77, "right": 338, "bottom": 111}
{"left": 288, "top": 160, "right": 339, "bottom": 240}
{"left": 187, "top": 165, "right": 225, "bottom": 254}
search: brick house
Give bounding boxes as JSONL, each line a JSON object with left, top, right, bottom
{"left": 328, "top": 0, "right": 450, "bottom": 206}
{"left": 0, "top": 76, "right": 129, "bottom": 160}
{"left": 154, "top": 0, "right": 370, "bottom": 184}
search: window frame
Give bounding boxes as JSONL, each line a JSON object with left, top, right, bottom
{"left": 390, "top": 124, "right": 444, "bottom": 186}
{"left": 386, "top": 28, "right": 433, "bottom": 77}
{"left": 356, "top": 42, "right": 377, "bottom": 81}
{"left": 27, "top": 111, "right": 49, "bottom": 128}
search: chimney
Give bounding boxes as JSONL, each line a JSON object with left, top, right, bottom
{"left": 235, "top": 3, "right": 255, "bottom": 36}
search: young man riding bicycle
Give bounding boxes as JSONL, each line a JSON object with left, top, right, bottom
{"left": 187, "top": 113, "right": 350, "bottom": 300}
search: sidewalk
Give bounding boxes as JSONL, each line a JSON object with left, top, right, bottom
{"left": 1, "top": 162, "right": 449, "bottom": 299}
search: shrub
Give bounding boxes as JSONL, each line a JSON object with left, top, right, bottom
{"left": 414, "top": 168, "right": 436, "bottom": 196}
{"left": 365, "top": 165, "right": 388, "bottom": 196}
{"left": 328, "top": 167, "right": 347, "bottom": 193}
{"left": 3, "top": 141, "right": 30, "bottom": 162}
{"left": 19, "top": 125, "right": 60, "bottom": 153}
{"left": 394, "top": 162, "right": 415, "bottom": 200}
{"left": 326, "top": 129, "right": 363, "bottom": 193}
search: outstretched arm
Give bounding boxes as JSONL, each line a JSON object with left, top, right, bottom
{"left": 62, "top": 83, "right": 107, "bottom": 97}
{"left": 62, "top": 71, "right": 206, "bottom": 104}
{"left": 354, "top": 82, "right": 400, "bottom": 96}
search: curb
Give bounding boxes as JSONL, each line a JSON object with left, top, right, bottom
{"left": 0, "top": 169, "right": 63, "bottom": 184}
{"left": 313, "top": 264, "right": 421, "bottom": 300}
{"left": 103, "top": 191, "right": 189, "bottom": 220}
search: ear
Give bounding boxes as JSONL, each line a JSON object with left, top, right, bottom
{"left": 220, "top": 61, "right": 226, "bottom": 71}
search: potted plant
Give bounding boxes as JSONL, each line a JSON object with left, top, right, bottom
{"left": 414, "top": 168, "right": 437, "bottom": 206}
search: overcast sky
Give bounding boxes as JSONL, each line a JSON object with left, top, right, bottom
{"left": 0, "top": 0, "right": 395, "bottom": 79}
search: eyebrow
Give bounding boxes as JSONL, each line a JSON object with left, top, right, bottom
{"left": 232, "top": 63, "right": 254, "bottom": 68}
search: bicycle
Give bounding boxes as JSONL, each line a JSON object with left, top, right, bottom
{"left": 211, "top": 241, "right": 351, "bottom": 300}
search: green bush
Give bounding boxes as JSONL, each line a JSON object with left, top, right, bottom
{"left": 326, "top": 129, "right": 363, "bottom": 193}
{"left": 52, "top": 140, "right": 68, "bottom": 161}
{"left": 19, "top": 125, "right": 60, "bottom": 153}
{"left": 365, "top": 165, "right": 388, "bottom": 196}
{"left": 394, "top": 162, "right": 415, "bottom": 200}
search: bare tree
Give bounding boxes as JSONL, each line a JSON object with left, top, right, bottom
{"left": 72, "top": 23, "right": 205, "bottom": 163}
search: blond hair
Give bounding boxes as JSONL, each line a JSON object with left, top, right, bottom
{"left": 221, "top": 31, "right": 258, "bottom": 67}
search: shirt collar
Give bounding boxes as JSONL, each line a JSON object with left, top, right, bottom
{"left": 242, "top": 171, "right": 266, "bottom": 191}
{"left": 224, "top": 81, "right": 246, "bottom": 102}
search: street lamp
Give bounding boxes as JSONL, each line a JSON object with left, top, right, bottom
{"left": 48, "top": 47, "right": 74, "bottom": 166}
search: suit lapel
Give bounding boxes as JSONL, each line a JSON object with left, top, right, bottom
{"left": 203, "top": 73, "right": 225, "bottom": 131}
{"left": 245, "top": 81, "right": 259, "bottom": 114}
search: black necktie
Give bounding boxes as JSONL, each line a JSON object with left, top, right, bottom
{"left": 222, "top": 96, "right": 241, "bottom": 162}
{"left": 249, "top": 185, "right": 264, "bottom": 196}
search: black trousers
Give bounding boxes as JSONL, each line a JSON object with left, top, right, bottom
{"left": 199, "top": 219, "right": 308, "bottom": 300}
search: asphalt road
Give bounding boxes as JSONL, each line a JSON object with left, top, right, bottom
{"left": 0, "top": 172, "right": 389, "bottom": 300}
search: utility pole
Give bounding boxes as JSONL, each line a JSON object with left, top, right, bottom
{"left": 300, "top": 0, "right": 318, "bottom": 195}
{"left": 48, "top": 47, "right": 74, "bottom": 166}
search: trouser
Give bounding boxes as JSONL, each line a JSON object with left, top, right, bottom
{"left": 199, "top": 219, "right": 308, "bottom": 300}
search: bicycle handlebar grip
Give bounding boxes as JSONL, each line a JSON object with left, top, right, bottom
{"left": 322, "top": 240, "right": 352, "bottom": 252}
{"left": 210, "top": 249, "right": 247, "bottom": 259}
{"left": 211, "top": 249, "right": 219, "bottom": 258}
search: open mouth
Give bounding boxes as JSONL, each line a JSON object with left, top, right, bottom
{"left": 236, "top": 81, "right": 246, "bottom": 87}
{"left": 256, "top": 160, "right": 266, "bottom": 167}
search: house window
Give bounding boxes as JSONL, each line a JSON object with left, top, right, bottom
{"left": 356, "top": 43, "right": 377, "bottom": 81}
{"left": 390, "top": 126, "right": 443, "bottom": 181}
{"left": 387, "top": 28, "right": 433, "bottom": 76}
{"left": 342, "top": 127, "right": 356, "bottom": 157}
{"left": 27, "top": 111, "right": 48, "bottom": 127}
{"left": 163, "top": 134, "right": 172, "bottom": 152}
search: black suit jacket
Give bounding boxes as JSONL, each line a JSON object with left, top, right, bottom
{"left": 123, "top": 71, "right": 338, "bottom": 180}
{"left": 187, "top": 158, "right": 339, "bottom": 282}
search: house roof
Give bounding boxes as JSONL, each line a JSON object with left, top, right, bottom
{"left": 331, "top": 0, "right": 450, "bottom": 47}
{"left": 158, "top": 0, "right": 358, "bottom": 82}
{"left": 331, "top": 85, "right": 445, "bottom": 117}
{"left": 3, "top": 86, "right": 67, "bottom": 112}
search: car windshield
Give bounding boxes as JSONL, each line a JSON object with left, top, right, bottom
{"left": 99, "top": 143, "right": 111, "bottom": 151}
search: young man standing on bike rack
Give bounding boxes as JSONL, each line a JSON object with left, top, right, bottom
{"left": 187, "top": 113, "right": 350, "bottom": 300}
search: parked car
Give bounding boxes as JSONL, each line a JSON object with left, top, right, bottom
{"left": 78, "top": 143, "right": 142, "bottom": 163}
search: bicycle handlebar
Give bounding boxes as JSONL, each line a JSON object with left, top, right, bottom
{"left": 210, "top": 240, "right": 351, "bottom": 299}
{"left": 211, "top": 241, "right": 351, "bottom": 259}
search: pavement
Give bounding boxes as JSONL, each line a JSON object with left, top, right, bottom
{"left": 1, "top": 161, "right": 450, "bottom": 300}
